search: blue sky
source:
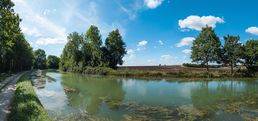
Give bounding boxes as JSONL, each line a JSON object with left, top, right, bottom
{"left": 13, "top": 0, "right": 258, "bottom": 66}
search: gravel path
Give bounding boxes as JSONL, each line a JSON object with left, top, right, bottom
{"left": 0, "top": 72, "right": 26, "bottom": 121}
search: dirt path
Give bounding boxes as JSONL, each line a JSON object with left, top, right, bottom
{"left": 0, "top": 72, "right": 26, "bottom": 121}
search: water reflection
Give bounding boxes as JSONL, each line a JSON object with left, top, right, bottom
{"left": 60, "top": 74, "right": 125, "bottom": 114}
{"left": 30, "top": 71, "right": 258, "bottom": 120}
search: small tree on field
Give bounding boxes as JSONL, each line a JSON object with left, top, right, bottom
{"left": 221, "top": 35, "right": 241, "bottom": 74}
{"left": 191, "top": 26, "right": 221, "bottom": 72}
{"left": 241, "top": 40, "right": 258, "bottom": 72}
{"left": 105, "top": 29, "right": 126, "bottom": 69}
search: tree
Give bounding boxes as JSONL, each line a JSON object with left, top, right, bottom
{"left": 59, "top": 32, "right": 83, "bottom": 71}
{"left": 221, "top": 35, "right": 241, "bottom": 74}
{"left": 47, "top": 55, "right": 60, "bottom": 69}
{"left": 105, "top": 29, "right": 126, "bottom": 69}
{"left": 13, "top": 35, "right": 34, "bottom": 71}
{"left": 0, "top": 0, "right": 34, "bottom": 72}
{"left": 241, "top": 40, "right": 258, "bottom": 72}
{"left": 191, "top": 26, "right": 221, "bottom": 72}
{"left": 59, "top": 26, "right": 126, "bottom": 72}
{"left": 85, "top": 25, "right": 103, "bottom": 67}
{"left": 34, "top": 49, "right": 47, "bottom": 69}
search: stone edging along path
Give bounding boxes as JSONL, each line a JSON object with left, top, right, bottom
{"left": 0, "top": 72, "right": 27, "bottom": 121}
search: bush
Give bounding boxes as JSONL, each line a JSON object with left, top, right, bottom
{"left": 83, "top": 67, "right": 113, "bottom": 75}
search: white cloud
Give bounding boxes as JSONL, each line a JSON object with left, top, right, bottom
{"left": 21, "top": 26, "right": 42, "bottom": 37}
{"left": 43, "top": 9, "right": 57, "bottom": 16}
{"left": 182, "top": 49, "right": 192, "bottom": 54}
{"left": 246, "top": 27, "right": 258, "bottom": 36}
{"left": 158, "top": 40, "right": 164, "bottom": 45}
{"left": 123, "top": 49, "right": 137, "bottom": 66}
{"left": 13, "top": 0, "right": 67, "bottom": 46}
{"left": 179, "top": 15, "right": 224, "bottom": 31}
{"left": 63, "top": 1, "right": 126, "bottom": 38}
{"left": 138, "top": 40, "right": 148, "bottom": 47}
{"left": 137, "top": 40, "right": 148, "bottom": 51}
{"left": 160, "top": 54, "right": 173, "bottom": 63}
{"left": 35, "top": 37, "right": 67, "bottom": 45}
{"left": 144, "top": 0, "right": 164, "bottom": 9}
{"left": 176, "top": 37, "right": 195, "bottom": 47}
{"left": 126, "top": 49, "right": 136, "bottom": 59}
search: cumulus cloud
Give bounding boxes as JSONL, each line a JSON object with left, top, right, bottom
{"left": 176, "top": 37, "right": 195, "bottom": 47}
{"left": 138, "top": 40, "right": 148, "bottom": 47}
{"left": 144, "top": 0, "right": 164, "bottom": 9}
{"left": 126, "top": 49, "right": 136, "bottom": 59}
{"left": 182, "top": 49, "right": 192, "bottom": 54}
{"left": 123, "top": 49, "right": 137, "bottom": 66}
{"left": 179, "top": 15, "right": 224, "bottom": 31}
{"left": 137, "top": 40, "right": 148, "bottom": 51}
{"left": 246, "top": 27, "right": 258, "bottom": 36}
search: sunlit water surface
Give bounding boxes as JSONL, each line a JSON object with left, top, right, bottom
{"left": 30, "top": 71, "right": 258, "bottom": 121}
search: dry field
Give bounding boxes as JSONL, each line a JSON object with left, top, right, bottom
{"left": 118, "top": 65, "right": 237, "bottom": 73}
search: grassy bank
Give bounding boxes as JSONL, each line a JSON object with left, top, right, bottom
{"left": 81, "top": 67, "right": 258, "bottom": 78}
{"left": 9, "top": 74, "right": 52, "bottom": 121}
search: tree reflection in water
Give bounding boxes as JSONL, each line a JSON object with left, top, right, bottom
{"left": 190, "top": 80, "right": 258, "bottom": 120}
{"left": 60, "top": 74, "right": 125, "bottom": 114}
{"left": 30, "top": 70, "right": 56, "bottom": 89}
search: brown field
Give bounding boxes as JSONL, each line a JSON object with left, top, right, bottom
{"left": 118, "top": 65, "right": 237, "bottom": 73}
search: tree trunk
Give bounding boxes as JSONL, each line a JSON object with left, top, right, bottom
{"left": 206, "top": 62, "right": 209, "bottom": 72}
{"left": 230, "top": 62, "right": 234, "bottom": 75}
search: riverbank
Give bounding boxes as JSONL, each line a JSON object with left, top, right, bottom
{"left": 78, "top": 67, "right": 258, "bottom": 79}
{"left": 9, "top": 73, "right": 52, "bottom": 121}
{"left": 0, "top": 73, "right": 12, "bottom": 82}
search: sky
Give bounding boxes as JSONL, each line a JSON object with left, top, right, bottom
{"left": 12, "top": 0, "right": 258, "bottom": 66}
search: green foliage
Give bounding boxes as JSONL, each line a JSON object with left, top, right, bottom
{"left": 105, "top": 29, "right": 127, "bottom": 69}
{"left": 59, "top": 32, "right": 84, "bottom": 72}
{"left": 241, "top": 40, "right": 258, "bottom": 72}
{"left": 47, "top": 55, "right": 60, "bottom": 69}
{"left": 86, "top": 25, "right": 103, "bottom": 67}
{"left": 59, "top": 26, "right": 127, "bottom": 72}
{"left": 0, "top": 0, "right": 33, "bottom": 72}
{"left": 9, "top": 76, "right": 52, "bottom": 121}
{"left": 221, "top": 35, "right": 241, "bottom": 74}
{"left": 191, "top": 26, "right": 221, "bottom": 72}
{"left": 33, "top": 49, "right": 46, "bottom": 69}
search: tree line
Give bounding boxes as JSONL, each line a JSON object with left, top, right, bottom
{"left": 0, "top": 0, "right": 34, "bottom": 72}
{"left": 0, "top": 0, "right": 60, "bottom": 73}
{"left": 59, "top": 25, "right": 126, "bottom": 72}
{"left": 191, "top": 26, "right": 258, "bottom": 74}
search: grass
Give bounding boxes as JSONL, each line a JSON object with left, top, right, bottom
{"left": 9, "top": 74, "right": 52, "bottom": 121}
{"left": 81, "top": 67, "right": 258, "bottom": 78}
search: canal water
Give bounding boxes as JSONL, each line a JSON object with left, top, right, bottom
{"left": 30, "top": 70, "right": 258, "bottom": 121}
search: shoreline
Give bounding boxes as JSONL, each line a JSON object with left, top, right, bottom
{"left": 55, "top": 67, "right": 258, "bottom": 80}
